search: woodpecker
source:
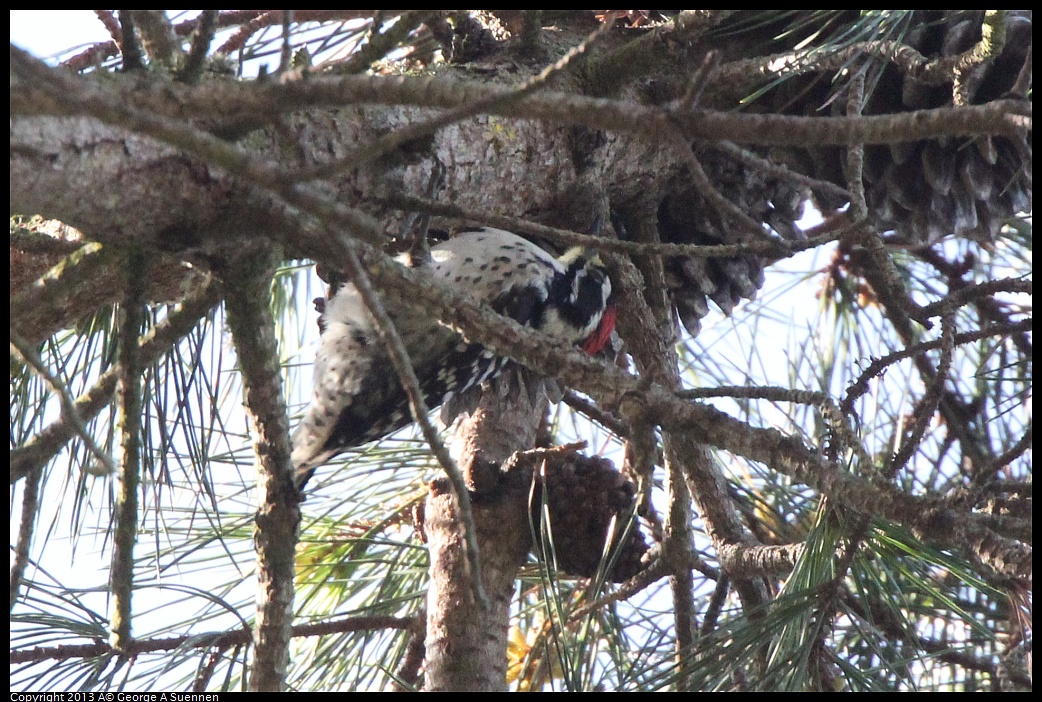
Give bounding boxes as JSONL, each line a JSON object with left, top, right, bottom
{"left": 291, "top": 227, "right": 616, "bottom": 488}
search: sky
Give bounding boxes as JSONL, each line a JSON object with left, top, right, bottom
{"left": 11, "top": 10, "right": 112, "bottom": 59}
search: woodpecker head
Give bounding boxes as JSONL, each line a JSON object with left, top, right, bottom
{"left": 544, "top": 247, "right": 616, "bottom": 355}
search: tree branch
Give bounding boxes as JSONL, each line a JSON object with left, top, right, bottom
{"left": 13, "top": 47, "right": 1031, "bottom": 148}
{"left": 108, "top": 248, "right": 147, "bottom": 651}
{"left": 218, "top": 247, "right": 299, "bottom": 692}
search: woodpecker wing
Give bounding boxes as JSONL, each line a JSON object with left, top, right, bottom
{"left": 291, "top": 228, "right": 613, "bottom": 488}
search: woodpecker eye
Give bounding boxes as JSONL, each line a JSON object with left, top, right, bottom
{"left": 575, "top": 268, "right": 610, "bottom": 319}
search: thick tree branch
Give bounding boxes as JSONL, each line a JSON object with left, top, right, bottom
{"left": 13, "top": 46, "right": 1031, "bottom": 148}
{"left": 108, "top": 247, "right": 147, "bottom": 651}
{"left": 218, "top": 248, "right": 299, "bottom": 692}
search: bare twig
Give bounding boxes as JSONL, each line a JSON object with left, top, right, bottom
{"left": 976, "top": 420, "right": 1032, "bottom": 487}
{"left": 94, "top": 10, "right": 122, "bottom": 45}
{"left": 841, "top": 319, "right": 1032, "bottom": 415}
{"left": 213, "top": 11, "right": 378, "bottom": 56}
{"left": 278, "top": 10, "right": 294, "bottom": 74}
{"left": 1009, "top": 40, "right": 1032, "bottom": 98}
{"left": 887, "top": 310, "right": 955, "bottom": 478}
{"left": 710, "top": 141, "right": 852, "bottom": 206}
{"left": 10, "top": 330, "right": 116, "bottom": 477}
{"left": 844, "top": 72, "right": 868, "bottom": 220}
{"left": 569, "top": 556, "right": 670, "bottom": 621}
{"left": 699, "top": 575, "right": 730, "bottom": 637}
{"left": 561, "top": 390, "right": 629, "bottom": 438}
{"left": 674, "top": 134, "right": 777, "bottom": 243}
{"left": 332, "top": 11, "right": 437, "bottom": 75}
{"left": 917, "top": 278, "right": 1032, "bottom": 319}
{"left": 10, "top": 614, "right": 417, "bottom": 664}
{"left": 382, "top": 193, "right": 838, "bottom": 260}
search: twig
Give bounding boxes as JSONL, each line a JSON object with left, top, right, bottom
{"left": 699, "top": 575, "right": 730, "bottom": 637}
{"left": 678, "top": 50, "right": 721, "bottom": 111}
{"left": 917, "top": 278, "right": 1032, "bottom": 319}
{"left": 710, "top": 140, "right": 852, "bottom": 206}
{"left": 332, "top": 11, "right": 437, "bottom": 75}
{"left": 10, "top": 614, "right": 417, "bottom": 664}
{"left": 568, "top": 556, "right": 670, "bottom": 621}
{"left": 278, "top": 11, "right": 294, "bottom": 74}
{"left": 678, "top": 385, "right": 874, "bottom": 480}
{"left": 214, "top": 11, "right": 378, "bottom": 55}
{"left": 10, "top": 330, "right": 116, "bottom": 477}
{"left": 10, "top": 280, "right": 220, "bottom": 483}
{"left": 977, "top": 420, "right": 1032, "bottom": 486}
{"left": 584, "top": 11, "right": 734, "bottom": 91}
{"left": 848, "top": 222, "right": 928, "bottom": 330}
{"left": 887, "top": 311, "right": 956, "bottom": 478}
{"left": 561, "top": 390, "right": 629, "bottom": 438}
{"left": 93, "top": 10, "right": 122, "bottom": 45}
{"left": 674, "top": 134, "right": 777, "bottom": 243}
{"left": 179, "top": 9, "right": 219, "bottom": 84}
{"left": 9, "top": 466, "right": 43, "bottom": 611}
{"left": 382, "top": 193, "right": 838, "bottom": 260}
{"left": 1009, "top": 40, "right": 1032, "bottom": 98}
{"left": 840, "top": 319, "right": 1032, "bottom": 414}
{"left": 843, "top": 72, "right": 868, "bottom": 220}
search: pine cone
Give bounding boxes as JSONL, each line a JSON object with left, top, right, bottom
{"left": 654, "top": 157, "right": 800, "bottom": 335}
{"left": 765, "top": 11, "right": 1032, "bottom": 245}
{"left": 531, "top": 452, "right": 649, "bottom": 582}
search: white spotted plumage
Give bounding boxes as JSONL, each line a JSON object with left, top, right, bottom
{"left": 291, "top": 227, "right": 614, "bottom": 488}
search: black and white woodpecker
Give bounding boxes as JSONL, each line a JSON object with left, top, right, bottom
{"left": 291, "top": 227, "right": 616, "bottom": 489}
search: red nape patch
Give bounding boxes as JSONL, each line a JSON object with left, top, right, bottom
{"left": 580, "top": 305, "right": 617, "bottom": 354}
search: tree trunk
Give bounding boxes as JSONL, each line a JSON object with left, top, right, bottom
{"left": 423, "top": 377, "right": 546, "bottom": 690}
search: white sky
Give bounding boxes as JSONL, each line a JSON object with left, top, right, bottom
{"left": 11, "top": 10, "right": 111, "bottom": 59}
